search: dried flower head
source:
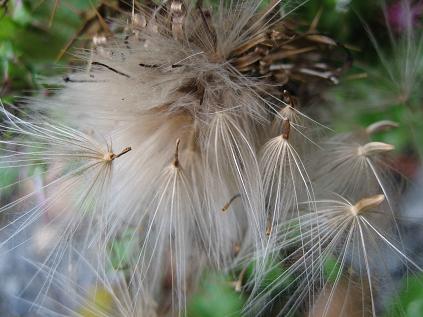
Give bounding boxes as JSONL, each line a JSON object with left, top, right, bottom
{"left": 2, "top": 1, "right": 418, "bottom": 317}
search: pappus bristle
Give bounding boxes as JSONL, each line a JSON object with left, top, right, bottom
{"left": 313, "top": 131, "right": 396, "bottom": 201}
{"left": 0, "top": 106, "right": 131, "bottom": 243}
{"left": 248, "top": 193, "right": 422, "bottom": 317}
{"left": 0, "top": 104, "right": 134, "bottom": 311}
{"left": 260, "top": 117, "right": 315, "bottom": 241}
{"left": 20, "top": 250, "right": 157, "bottom": 317}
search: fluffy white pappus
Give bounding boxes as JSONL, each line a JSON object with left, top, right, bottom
{"left": 19, "top": 249, "right": 160, "bottom": 317}
{"left": 2, "top": 0, "right": 319, "bottom": 313}
{"left": 259, "top": 117, "right": 316, "bottom": 261}
{"left": 329, "top": 0, "right": 423, "bottom": 111}
{"left": 2, "top": 0, "right": 386, "bottom": 315}
{"left": 0, "top": 105, "right": 134, "bottom": 307}
{"left": 377, "top": 0, "right": 423, "bottom": 106}
{"left": 310, "top": 128, "right": 410, "bottom": 257}
{"left": 250, "top": 192, "right": 423, "bottom": 317}
{"left": 125, "top": 147, "right": 200, "bottom": 315}
{"left": 271, "top": 91, "right": 329, "bottom": 139}
{"left": 0, "top": 105, "right": 127, "bottom": 245}
{"left": 311, "top": 127, "right": 398, "bottom": 204}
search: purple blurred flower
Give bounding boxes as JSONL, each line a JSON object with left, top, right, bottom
{"left": 387, "top": 0, "right": 423, "bottom": 32}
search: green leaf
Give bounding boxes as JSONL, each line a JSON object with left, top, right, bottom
{"left": 386, "top": 273, "right": 423, "bottom": 317}
{"left": 0, "top": 166, "right": 19, "bottom": 199}
{"left": 323, "top": 256, "right": 342, "bottom": 283}
{"left": 108, "top": 229, "right": 138, "bottom": 272}
{"left": 0, "top": 41, "right": 14, "bottom": 59}
{"left": 188, "top": 274, "right": 245, "bottom": 317}
{"left": 0, "top": 17, "right": 18, "bottom": 41}
{"left": 12, "top": 0, "right": 32, "bottom": 26}
{"left": 244, "top": 259, "right": 294, "bottom": 295}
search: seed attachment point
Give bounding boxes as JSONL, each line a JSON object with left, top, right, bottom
{"left": 282, "top": 90, "right": 297, "bottom": 108}
{"left": 357, "top": 142, "right": 394, "bottom": 156}
{"left": 103, "top": 146, "right": 132, "bottom": 161}
{"left": 350, "top": 194, "right": 385, "bottom": 216}
{"left": 173, "top": 139, "right": 181, "bottom": 167}
{"left": 221, "top": 193, "right": 241, "bottom": 212}
{"left": 281, "top": 118, "right": 290, "bottom": 140}
{"left": 170, "top": 0, "right": 186, "bottom": 40}
{"left": 265, "top": 224, "right": 272, "bottom": 236}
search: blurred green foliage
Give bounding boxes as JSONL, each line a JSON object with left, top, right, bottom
{"left": 0, "top": 165, "right": 18, "bottom": 199}
{"left": 296, "top": 0, "right": 379, "bottom": 42}
{"left": 0, "top": 0, "right": 106, "bottom": 101}
{"left": 244, "top": 260, "right": 294, "bottom": 294}
{"left": 323, "top": 256, "right": 343, "bottom": 283}
{"left": 387, "top": 273, "right": 423, "bottom": 317}
{"left": 108, "top": 228, "right": 138, "bottom": 272}
{"left": 188, "top": 273, "right": 246, "bottom": 317}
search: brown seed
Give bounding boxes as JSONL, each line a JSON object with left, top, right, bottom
{"left": 350, "top": 194, "right": 385, "bottom": 216}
